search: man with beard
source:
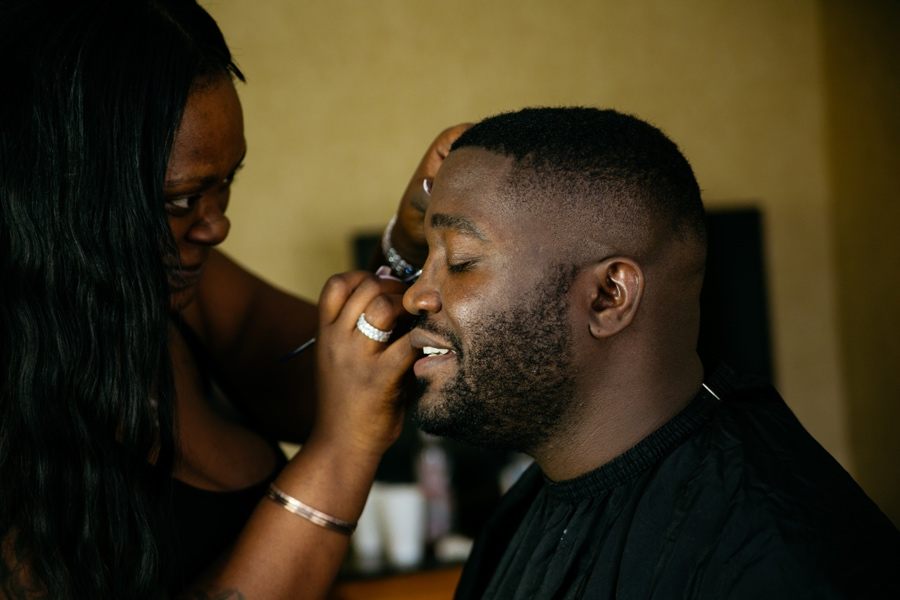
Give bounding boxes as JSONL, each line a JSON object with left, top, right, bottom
{"left": 402, "top": 108, "right": 899, "bottom": 599}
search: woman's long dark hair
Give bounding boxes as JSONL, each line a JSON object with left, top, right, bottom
{"left": 0, "top": 1, "right": 243, "bottom": 597}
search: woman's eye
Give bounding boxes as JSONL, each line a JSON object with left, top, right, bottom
{"left": 165, "top": 194, "right": 200, "bottom": 213}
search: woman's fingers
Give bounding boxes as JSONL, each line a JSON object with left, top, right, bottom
{"left": 318, "top": 271, "right": 372, "bottom": 325}
{"left": 378, "top": 331, "right": 417, "bottom": 381}
{"left": 418, "top": 123, "right": 473, "bottom": 178}
{"left": 332, "top": 275, "right": 406, "bottom": 334}
{"left": 403, "top": 123, "right": 472, "bottom": 211}
{"left": 314, "top": 270, "right": 418, "bottom": 456}
{"left": 352, "top": 293, "right": 405, "bottom": 345}
{"left": 318, "top": 271, "right": 406, "bottom": 324}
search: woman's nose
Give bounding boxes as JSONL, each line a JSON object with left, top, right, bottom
{"left": 186, "top": 201, "right": 230, "bottom": 246}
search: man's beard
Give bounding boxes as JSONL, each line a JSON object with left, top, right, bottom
{"left": 411, "top": 265, "right": 578, "bottom": 454}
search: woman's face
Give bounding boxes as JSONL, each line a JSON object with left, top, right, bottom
{"left": 164, "top": 75, "right": 246, "bottom": 308}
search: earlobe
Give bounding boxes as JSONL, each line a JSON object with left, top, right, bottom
{"left": 587, "top": 258, "right": 643, "bottom": 339}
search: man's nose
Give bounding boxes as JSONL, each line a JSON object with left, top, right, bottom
{"left": 186, "top": 200, "right": 230, "bottom": 246}
{"left": 403, "top": 270, "right": 442, "bottom": 316}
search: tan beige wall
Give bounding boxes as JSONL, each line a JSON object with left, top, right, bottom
{"left": 200, "top": 0, "right": 896, "bottom": 518}
{"left": 821, "top": 0, "right": 900, "bottom": 525}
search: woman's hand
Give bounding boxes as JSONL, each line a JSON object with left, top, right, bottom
{"left": 389, "top": 123, "right": 471, "bottom": 267}
{"left": 189, "top": 272, "right": 415, "bottom": 599}
{"left": 312, "top": 271, "right": 417, "bottom": 458}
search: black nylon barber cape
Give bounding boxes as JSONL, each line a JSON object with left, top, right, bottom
{"left": 455, "top": 367, "right": 900, "bottom": 599}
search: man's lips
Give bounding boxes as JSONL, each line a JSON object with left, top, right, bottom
{"left": 409, "top": 328, "right": 456, "bottom": 353}
{"left": 409, "top": 328, "right": 458, "bottom": 377}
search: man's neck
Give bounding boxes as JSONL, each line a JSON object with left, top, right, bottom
{"left": 533, "top": 358, "right": 704, "bottom": 482}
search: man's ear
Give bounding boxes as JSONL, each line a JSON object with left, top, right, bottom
{"left": 586, "top": 258, "right": 643, "bottom": 339}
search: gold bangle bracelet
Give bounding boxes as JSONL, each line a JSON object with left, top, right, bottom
{"left": 265, "top": 484, "right": 357, "bottom": 536}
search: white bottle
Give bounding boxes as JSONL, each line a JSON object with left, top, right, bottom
{"left": 416, "top": 432, "right": 453, "bottom": 544}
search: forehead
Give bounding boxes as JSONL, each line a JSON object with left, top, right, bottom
{"left": 428, "top": 148, "right": 521, "bottom": 232}
{"left": 433, "top": 147, "right": 513, "bottom": 199}
{"left": 166, "top": 77, "right": 245, "bottom": 181}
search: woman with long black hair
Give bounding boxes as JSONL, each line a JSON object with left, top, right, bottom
{"left": 0, "top": 0, "right": 459, "bottom": 597}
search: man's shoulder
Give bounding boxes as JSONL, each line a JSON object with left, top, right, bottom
{"left": 690, "top": 369, "right": 892, "bottom": 533}
{"left": 703, "top": 371, "right": 867, "bottom": 507}
{"left": 699, "top": 367, "right": 852, "bottom": 490}
{"left": 654, "top": 368, "right": 900, "bottom": 596}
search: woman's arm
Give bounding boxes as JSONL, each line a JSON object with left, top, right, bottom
{"left": 180, "top": 270, "right": 416, "bottom": 600}
{"left": 180, "top": 249, "right": 320, "bottom": 442}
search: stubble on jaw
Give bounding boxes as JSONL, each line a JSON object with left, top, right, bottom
{"left": 411, "top": 264, "right": 579, "bottom": 454}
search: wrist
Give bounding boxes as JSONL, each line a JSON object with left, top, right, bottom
{"left": 274, "top": 434, "right": 382, "bottom": 527}
{"left": 391, "top": 223, "right": 427, "bottom": 265}
{"left": 303, "top": 427, "right": 390, "bottom": 469}
{"left": 383, "top": 215, "right": 427, "bottom": 277}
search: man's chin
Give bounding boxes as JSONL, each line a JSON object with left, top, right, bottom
{"left": 410, "top": 379, "right": 442, "bottom": 427}
{"left": 410, "top": 378, "right": 459, "bottom": 437}
{"left": 410, "top": 379, "right": 522, "bottom": 451}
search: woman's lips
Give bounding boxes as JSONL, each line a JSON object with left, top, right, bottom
{"left": 169, "top": 264, "right": 204, "bottom": 290}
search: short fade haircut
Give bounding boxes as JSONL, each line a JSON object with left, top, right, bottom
{"left": 451, "top": 107, "right": 706, "bottom": 250}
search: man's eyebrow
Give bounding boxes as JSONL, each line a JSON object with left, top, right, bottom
{"left": 430, "top": 213, "right": 488, "bottom": 241}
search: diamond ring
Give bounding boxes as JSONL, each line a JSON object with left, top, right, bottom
{"left": 356, "top": 313, "right": 393, "bottom": 343}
